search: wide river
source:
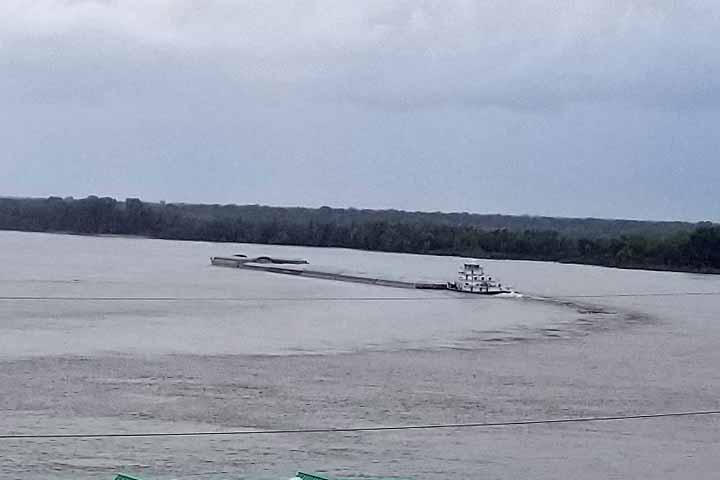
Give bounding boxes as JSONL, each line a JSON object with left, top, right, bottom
{"left": 1, "top": 231, "right": 719, "bottom": 479}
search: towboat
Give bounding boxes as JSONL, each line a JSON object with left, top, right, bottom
{"left": 447, "top": 261, "right": 512, "bottom": 295}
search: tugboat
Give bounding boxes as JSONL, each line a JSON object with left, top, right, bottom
{"left": 447, "top": 261, "right": 512, "bottom": 295}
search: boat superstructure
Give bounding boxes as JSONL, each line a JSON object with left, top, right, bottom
{"left": 448, "top": 261, "right": 511, "bottom": 294}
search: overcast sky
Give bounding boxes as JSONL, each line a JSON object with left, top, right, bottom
{"left": 1, "top": 1, "right": 719, "bottom": 221}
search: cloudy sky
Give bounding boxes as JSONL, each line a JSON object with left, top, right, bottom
{"left": 1, "top": 1, "right": 719, "bottom": 221}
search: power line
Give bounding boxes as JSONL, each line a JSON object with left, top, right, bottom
{"left": 0, "top": 295, "right": 451, "bottom": 302}
{"left": 2, "top": 410, "right": 719, "bottom": 440}
{"left": 183, "top": 470, "right": 237, "bottom": 478}
{"left": 0, "top": 292, "right": 719, "bottom": 302}
{"left": 555, "top": 292, "right": 720, "bottom": 298}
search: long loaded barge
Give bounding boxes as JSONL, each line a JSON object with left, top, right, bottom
{"left": 210, "top": 255, "right": 512, "bottom": 294}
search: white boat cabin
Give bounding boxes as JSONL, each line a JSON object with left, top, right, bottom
{"left": 454, "top": 262, "right": 503, "bottom": 293}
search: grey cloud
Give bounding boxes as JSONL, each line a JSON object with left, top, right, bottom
{"left": 1, "top": 1, "right": 719, "bottom": 221}
{"left": 3, "top": 1, "right": 720, "bottom": 110}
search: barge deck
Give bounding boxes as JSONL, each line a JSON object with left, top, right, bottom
{"left": 210, "top": 256, "right": 445, "bottom": 290}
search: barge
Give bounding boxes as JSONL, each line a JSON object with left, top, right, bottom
{"left": 211, "top": 255, "right": 513, "bottom": 295}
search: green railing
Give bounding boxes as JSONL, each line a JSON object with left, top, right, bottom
{"left": 296, "top": 473, "right": 330, "bottom": 480}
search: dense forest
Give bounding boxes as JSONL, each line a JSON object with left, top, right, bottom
{"left": 1, "top": 196, "right": 719, "bottom": 273}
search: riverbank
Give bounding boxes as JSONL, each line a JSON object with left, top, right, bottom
{"left": 1, "top": 196, "right": 718, "bottom": 275}
{"left": 2, "top": 225, "right": 719, "bottom": 276}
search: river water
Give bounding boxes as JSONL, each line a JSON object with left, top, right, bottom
{"left": 1, "top": 231, "right": 719, "bottom": 479}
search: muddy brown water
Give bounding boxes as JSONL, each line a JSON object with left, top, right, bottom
{"left": 1, "top": 231, "right": 720, "bottom": 479}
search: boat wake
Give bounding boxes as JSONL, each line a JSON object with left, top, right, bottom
{"left": 495, "top": 291, "right": 524, "bottom": 299}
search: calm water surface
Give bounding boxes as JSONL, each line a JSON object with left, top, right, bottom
{"left": 1, "top": 231, "right": 719, "bottom": 479}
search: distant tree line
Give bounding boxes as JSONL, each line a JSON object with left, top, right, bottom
{"left": 1, "top": 196, "right": 718, "bottom": 273}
